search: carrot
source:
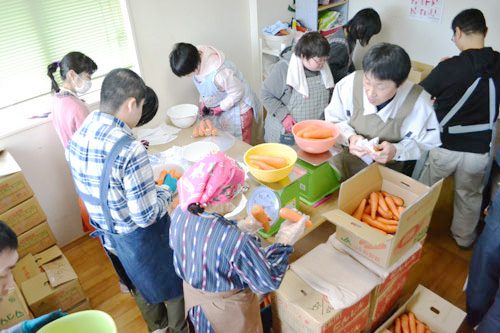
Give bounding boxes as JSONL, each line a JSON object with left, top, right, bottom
{"left": 251, "top": 205, "right": 271, "bottom": 232}
{"left": 424, "top": 330, "right": 431, "bottom": 333}
{"left": 197, "top": 121, "right": 206, "bottom": 136}
{"left": 381, "top": 191, "right": 405, "bottom": 206}
{"left": 395, "top": 317, "right": 402, "bottom": 333}
{"left": 250, "top": 160, "right": 275, "bottom": 170}
{"left": 376, "top": 216, "right": 399, "bottom": 226}
{"left": 249, "top": 155, "right": 288, "bottom": 169}
{"left": 296, "top": 126, "right": 314, "bottom": 138}
{"left": 204, "top": 119, "right": 214, "bottom": 136}
{"left": 416, "top": 322, "right": 425, "bottom": 333}
{"left": 302, "top": 128, "right": 333, "bottom": 139}
{"left": 364, "top": 203, "right": 371, "bottom": 214}
{"left": 156, "top": 170, "right": 168, "bottom": 185}
{"left": 353, "top": 198, "right": 367, "bottom": 220}
{"left": 279, "top": 208, "right": 313, "bottom": 228}
{"left": 385, "top": 195, "right": 400, "bottom": 220}
{"left": 378, "top": 192, "right": 390, "bottom": 212}
{"left": 377, "top": 205, "right": 393, "bottom": 219}
{"left": 398, "top": 206, "right": 405, "bottom": 216}
{"left": 401, "top": 314, "right": 410, "bottom": 333}
{"left": 370, "top": 192, "right": 378, "bottom": 219}
{"left": 192, "top": 126, "right": 200, "bottom": 137}
{"left": 409, "top": 312, "right": 417, "bottom": 333}
{"left": 362, "top": 214, "right": 397, "bottom": 234}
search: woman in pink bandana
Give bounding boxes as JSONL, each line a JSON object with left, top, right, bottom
{"left": 169, "top": 152, "right": 306, "bottom": 333}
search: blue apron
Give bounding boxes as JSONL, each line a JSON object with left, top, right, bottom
{"left": 193, "top": 60, "right": 259, "bottom": 140}
{"left": 77, "top": 135, "right": 183, "bottom": 304}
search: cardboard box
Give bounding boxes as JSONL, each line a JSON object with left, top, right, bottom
{"left": 34, "top": 245, "right": 63, "bottom": 267}
{"left": 0, "top": 197, "right": 46, "bottom": 235}
{"left": 324, "top": 164, "right": 443, "bottom": 267}
{"left": 0, "top": 172, "right": 33, "bottom": 215}
{"left": 408, "top": 60, "right": 433, "bottom": 84}
{"left": 375, "top": 285, "right": 466, "bottom": 333}
{"left": 0, "top": 285, "right": 32, "bottom": 329}
{"left": 17, "top": 222, "right": 56, "bottom": 258}
{"left": 12, "top": 254, "right": 40, "bottom": 285}
{"left": 369, "top": 246, "right": 423, "bottom": 329}
{"left": 21, "top": 273, "right": 86, "bottom": 317}
{"left": 67, "top": 298, "right": 91, "bottom": 313}
{"left": 272, "top": 271, "right": 372, "bottom": 333}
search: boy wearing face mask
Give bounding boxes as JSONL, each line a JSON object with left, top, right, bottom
{"left": 47, "top": 51, "right": 97, "bottom": 148}
{"left": 325, "top": 43, "right": 441, "bottom": 179}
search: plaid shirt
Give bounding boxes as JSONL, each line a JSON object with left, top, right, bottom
{"left": 66, "top": 111, "right": 172, "bottom": 250}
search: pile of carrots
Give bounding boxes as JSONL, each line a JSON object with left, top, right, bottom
{"left": 155, "top": 169, "right": 182, "bottom": 185}
{"left": 389, "top": 312, "right": 432, "bottom": 333}
{"left": 251, "top": 205, "right": 313, "bottom": 232}
{"left": 351, "top": 191, "right": 406, "bottom": 235}
{"left": 296, "top": 126, "right": 334, "bottom": 140}
{"left": 192, "top": 119, "right": 218, "bottom": 137}
{"left": 248, "top": 154, "right": 288, "bottom": 170}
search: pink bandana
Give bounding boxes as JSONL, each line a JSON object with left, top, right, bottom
{"left": 178, "top": 152, "right": 245, "bottom": 211}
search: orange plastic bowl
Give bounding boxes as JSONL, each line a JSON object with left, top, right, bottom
{"left": 292, "top": 120, "right": 339, "bottom": 154}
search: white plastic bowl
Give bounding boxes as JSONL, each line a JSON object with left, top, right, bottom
{"left": 182, "top": 141, "right": 220, "bottom": 163}
{"left": 151, "top": 162, "right": 184, "bottom": 181}
{"left": 167, "top": 104, "right": 198, "bottom": 128}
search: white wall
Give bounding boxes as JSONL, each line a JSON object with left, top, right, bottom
{"left": 0, "top": 122, "right": 84, "bottom": 246}
{"left": 349, "top": 0, "right": 500, "bottom": 68}
{"left": 127, "top": 0, "right": 257, "bottom": 128}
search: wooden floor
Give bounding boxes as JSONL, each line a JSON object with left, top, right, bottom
{"left": 62, "top": 178, "right": 474, "bottom": 332}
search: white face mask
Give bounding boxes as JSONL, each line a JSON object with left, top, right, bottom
{"left": 73, "top": 74, "right": 92, "bottom": 94}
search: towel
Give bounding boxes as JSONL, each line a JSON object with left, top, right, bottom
{"left": 263, "top": 20, "right": 289, "bottom": 36}
{"left": 286, "top": 53, "right": 334, "bottom": 98}
{"left": 290, "top": 243, "right": 381, "bottom": 310}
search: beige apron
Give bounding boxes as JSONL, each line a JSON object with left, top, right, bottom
{"left": 183, "top": 282, "right": 263, "bottom": 333}
{"left": 332, "top": 70, "right": 423, "bottom": 179}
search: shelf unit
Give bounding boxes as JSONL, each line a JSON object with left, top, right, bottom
{"left": 296, "top": 0, "right": 349, "bottom": 32}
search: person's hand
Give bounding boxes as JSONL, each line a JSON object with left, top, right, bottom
{"left": 22, "top": 309, "right": 67, "bottom": 333}
{"left": 348, "top": 134, "right": 368, "bottom": 158}
{"left": 281, "top": 115, "right": 296, "bottom": 133}
{"left": 275, "top": 214, "right": 308, "bottom": 245}
{"left": 210, "top": 106, "right": 223, "bottom": 116}
{"left": 371, "top": 141, "right": 396, "bottom": 164}
{"left": 162, "top": 174, "right": 178, "bottom": 193}
{"left": 237, "top": 216, "right": 263, "bottom": 234}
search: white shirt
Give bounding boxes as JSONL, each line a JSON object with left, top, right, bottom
{"left": 324, "top": 72, "right": 441, "bottom": 161}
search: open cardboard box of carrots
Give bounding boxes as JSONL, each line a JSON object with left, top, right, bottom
{"left": 375, "top": 285, "right": 465, "bottom": 333}
{"left": 323, "top": 164, "right": 443, "bottom": 268}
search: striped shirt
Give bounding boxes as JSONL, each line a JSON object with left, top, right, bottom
{"left": 66, "top": 111, "right": 172, "bottom": 250}
{"left": 170, "top": 208, "right": 293, "bottom": 333}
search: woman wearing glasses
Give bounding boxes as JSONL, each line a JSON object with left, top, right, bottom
{"left": 262, "top": 31, "right": 334, "bottom": 145}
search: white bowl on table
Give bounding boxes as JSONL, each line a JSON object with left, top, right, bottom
{"left": 182, "top": 141, "right": 220, "bottom": 164}
{"left": 166, "top": 104, "right": 198, "bottom": 128}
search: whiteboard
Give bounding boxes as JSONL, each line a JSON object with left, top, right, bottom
{"left": 348, "top": 0, "right": 500, "bottom": 67}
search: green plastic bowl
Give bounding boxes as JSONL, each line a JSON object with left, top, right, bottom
{"left": 37, "top": 310, "right": 117, "bottom": 333}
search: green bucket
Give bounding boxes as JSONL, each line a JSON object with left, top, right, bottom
{"left": 37, "top": 310, "right": 117, "bottom": 333}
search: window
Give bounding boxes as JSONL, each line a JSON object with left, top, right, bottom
{"left": 0, "top": 0, "right": 136, "bottom": 109}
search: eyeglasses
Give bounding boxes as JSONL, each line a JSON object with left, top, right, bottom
{"left": 311, "top": 57, "right": 328, "bottom": 66}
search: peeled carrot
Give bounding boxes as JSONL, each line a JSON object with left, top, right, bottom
{"left": 424, "top": 330, "right": 431, "bottom": 333}
{"left": 378, "top": 192, "right": 390, "bottom": 212}
{"left": 370, "top": 192, "right": 378, "bottom": 219}
{"left": 249, "top": 155, "right": 287, "bottom": 169}
{"left": 398, "top": 206, "right": 405, "bottom": 216}
{"left": 385, "top": 196, "right": 400, "bottom": 220}
{"left": 401, "top": 314, "right": 410, "bottom": 333}
{"left": 279, "top": 208, "right": 313, "bottom": 228}
{"left": 376, "top": 216, "right": 399, "bottom": 226}
{"left": 251, "top": 205, "right": 271, "bottom": 232}
{"left": 197, "top": 121, "right": 206, "bottom": 136}
{"left": 364, "top": 203, "right": 371, "bottom": 214}
{"left": 156, "top": 170, "right": 168, "bottom": 185}
{"left": 353, "top": 198, "right": 367, "bottom": 220}
{"left": 362, "top": 214, "right": 397, "bottom": 234}
{"left": 302, "top": 128, "right": 333, "bottom": 139}
{"left": 251, "top": 160, "right": 275, "bottom": 170}
{"left": 395, "top": 317, "right": 402, "bottom": 333}
{"left": 296, "top": 126, "right": 314, "bottom": 137}
{"left": 416, "top": 322, "right": 425, "bottom": 333}
{"left": 204, "top": 119, "right": 214, "bottom": 136}
{"left": 409, "top": 312, "right": 417, "bottom": 333}
{"left": 192, "top": 126, "right": 200, "bottom": 137}
{"left": 382, "top": 191, "right": 405, "bottom": 206}
{"left": 377, "top": 205, "right": 393, "bottom": 219}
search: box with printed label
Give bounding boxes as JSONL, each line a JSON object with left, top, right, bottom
{"left": 21, "top": 272, "right": 85, "bottom": 317}
{"left": 272, "top": 270, "right": 372, "bottom": 333}
{"left": 0, "top": 284, "right": 32, "bottom": 329}
{"left": 0, "top": 197, "right": 46, "bottom": 235}
{"left": 324, "top": 164, "right": 443, "bottom": 268}
{"left": 17, "top": 222, "right": 56, "bottom": 258}
{"left": 12, "top": 254, "right": 40, "bottom": 285}
{"left": 369, "top": 246, "right": 423, "bottom": 329}
{"left": 375, "top": 285, "right": 466, "bottom": 333}
{"left": 0, "top": 172, "right": 33, "bottom": 215}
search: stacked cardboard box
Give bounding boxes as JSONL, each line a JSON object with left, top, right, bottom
{"left": 0, "top": 285, "right": 32, "bottom": 330}
{"left": 0, "top": 151, "right": 88, "bottom": 320}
